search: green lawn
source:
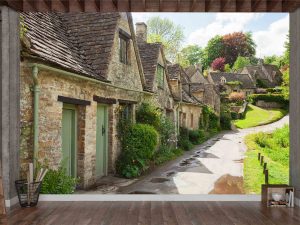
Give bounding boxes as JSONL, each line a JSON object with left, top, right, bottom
{"left": 234, "top": 104, "right": 287, "bottom": 129}
{"left": 244, "top": 125, "right": 289, "bottom": 194}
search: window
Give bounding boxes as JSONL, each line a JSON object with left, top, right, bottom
{"left": 119, "top": 104, "right": 132, "bottom": 121}
{"left": 190, "top": 113, "right": 194, "bottom": 128}
{"left": 220, "top": 76, "right": 226, "bottom": 84}
{"left": 119, "top": 35, "right": 129, "bottom": 64}
{"left": 157, "top": 64, "right": 165, "bottom": 88}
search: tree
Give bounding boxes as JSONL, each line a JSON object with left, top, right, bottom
{"left": 202, "top": 32, "right": 256, "bottom": 69}
{"left": 283, "top": 33, "right": 290, "bottom": 67}
{"left": 211, "top": 57, "right": 226, "bottom": 72}
{"left": 224, "top": 64, "right": 231, "bottom": 72}
{"left": 282, "top": 69, "right": 289, "bottom": 100}
{"left": 176, "top": 45, "right": 203, "bottom": 68}
{"left": 202, "top": 35, "right": 224, "bottom": 69}
{"left": 222, "top": 32, "right": 256, "bottom": 66}
{"left": 232, "top": 56, "right": 251, "bottom": 71}
{"left": 147, "top": 17, "right": 184, "bottom": 62}
{"left": 264, "top": 55, "right": 283, "bottom": 69}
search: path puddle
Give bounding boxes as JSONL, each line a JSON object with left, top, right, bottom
{"left": 179, "top": 158, "right": 201, "bottom": 167}
{"left": 150, "top": 177, "right": 170, "bottom": 183}
{"left": 233, "top": 159, "right": 244, "bottom": 163}
{"left": 164, "top": 171, "right": 177, "bottom": 177}
{"left": 198, "top": 152, "right": 219, "bottom": 158}
{"left": 209, "top": 174, "right": 244, "bottom": 194}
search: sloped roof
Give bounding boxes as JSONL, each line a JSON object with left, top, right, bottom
{"left": 181, "top": 89, "right": 200, "bottom": 105}
{"left": 190, "top": 83, "right": 205, "bottom": 92}
{"left": 185, "top": 65, "right": 208, "bottom": 84}
{"left": 137, "top": 42, "right": 162, "bottom": 91}
{"left": 210, "top": 72, "right": 255, "bottom": 89}
{"left": 167, "top": 64, "right": 181, "bottom": 80}
{"left": 243, "top": 64, "right": 283, "bottom": 87}
{"left": 22, "top": 12, "right": 122, "bottom": 81}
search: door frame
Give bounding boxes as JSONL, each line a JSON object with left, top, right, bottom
{"left": 62, "top": 103, "right": 78, "bottom": 178}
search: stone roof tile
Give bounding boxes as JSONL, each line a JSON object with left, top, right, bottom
{"left": 22, "top": 12, "right": 120, "bottom": 81}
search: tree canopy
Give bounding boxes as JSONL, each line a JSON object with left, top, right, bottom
{"left": 176, "top": 45, "right": 203, "bottom": 68}
{"left": 232, "top": 56, "right": 251, "bottom": 71}
{"left": 147, "top": 17, "right": 184, "bottom": 62}
{"left": 201, "top": 32, "right": 256, "bottom": 69}
{"left": 211, "top": 57, "right": 226, "bottom": 72}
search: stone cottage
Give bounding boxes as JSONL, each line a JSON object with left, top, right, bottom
{"left": 135, "top": 22, "right": 177, "bottom": 125}
{"left": 167, "top": 63, "right": 204, "bottom": 130}
{"left": 240, "top": 61, "right": 283, "bottom": 88}
{"left": 208, "top": 72, "right": 256, "bottom": 96}
{"left": 20, "top": 12, "right": 150, "bottom": 188}
{"left": 184, "top": 65, "right": 220, "bottom": 114}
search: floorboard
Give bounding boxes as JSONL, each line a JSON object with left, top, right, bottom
{"left": 5, "top": 201, "right": 300, "bottom": 225}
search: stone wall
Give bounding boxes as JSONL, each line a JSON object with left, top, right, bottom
{"left": 256, "top": 100, "right": 284, "bottom": 109}
{"left": 203, "top": 84, "right": 220, "bottom": 115}
{"left": 20, "top": 60, "right": 145, "bottom": 188}
{"left": 179, "top": 104, "right": 202, "bottom": 130}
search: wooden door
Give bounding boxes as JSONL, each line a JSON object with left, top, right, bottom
{"left": 62, "top": 104, "right": 77, "bottom": 178}
{"left": 96, "top": 104, "right": 108, "bottom": 178}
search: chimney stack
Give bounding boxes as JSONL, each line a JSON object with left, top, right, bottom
{"left": 136, "top": 22, "right": 147, "bottom": 43}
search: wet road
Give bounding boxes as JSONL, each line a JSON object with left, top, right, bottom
{"left": 119, "top": 115, "right": 289, "bottom": 194}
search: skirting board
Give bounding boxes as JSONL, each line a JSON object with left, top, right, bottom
{"left": 39, "top": 194, "right": 261, "bottom": 202}
{"left": 6, "top": 195, "right": 300, "bottom": 207}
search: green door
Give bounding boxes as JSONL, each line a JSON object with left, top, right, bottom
{"left": 62, "top": 104, "right": 77, "bottom": 178}
{"left": 96, "top": 104, "right": 108, "bottom": 178}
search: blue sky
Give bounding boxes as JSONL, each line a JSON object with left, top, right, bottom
{"left": 132, "top": 13, "right": 289, "bottom": 57}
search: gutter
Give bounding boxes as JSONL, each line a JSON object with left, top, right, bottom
{"left": 27, "top": 63, "right": 153, "bottom": 95}
{"left": 32, "top": 65, "right": 39, "bottom": 169}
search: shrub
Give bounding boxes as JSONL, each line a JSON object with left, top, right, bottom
{"left": 116, "top": 123, "right": 159, "bottom": 178}
{"left": 256, "top": 79, "right": 268, "bottom": 88}
{"left": 153, "top": 145, "right": 184, "bottom": 165}
{"left": 178, "top": 127, "right": 193, "bottom": 151}
{"left": 136, "top": 103, "right": 161, "bottom": 129}
{"left": 266, "top": 88, "right": 282, "bottom": 94}
{"left": 228, "top": 92, "right": 245, "bottom": 103}
{"left": 220, "top": 114, "right": 232, "bottom": 130}
{"left": 40, "top": 167, "right": 78, "bottom": 194}
{"left": 200, "top": 106, "right": 220, "bottom": 131}
{"left": 208, "top": 111, "right": 220, "bottom": 130}
{"left": 188, "top": 130, "right": 201, "bottom": 145}
{"left": 178, "top": 137, "right": 193, "bottom": 151}
{"left": 158, "top": 117, "right": 176, "bottom": 146}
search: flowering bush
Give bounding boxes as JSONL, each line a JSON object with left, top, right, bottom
{"left": 228, "top": 92, "right": 245, "bottom": 103}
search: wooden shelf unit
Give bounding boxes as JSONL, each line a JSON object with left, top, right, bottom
{"left": 262, "top": 184, "right": 295, "bottom": 207}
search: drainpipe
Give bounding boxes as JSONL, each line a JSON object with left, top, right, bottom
{"left": 32, "top": 65, "right": 39, "bottom": 169}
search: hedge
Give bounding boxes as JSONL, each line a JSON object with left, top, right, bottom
{"left": 247, "top": 94, "right": 289, "bottom": 107}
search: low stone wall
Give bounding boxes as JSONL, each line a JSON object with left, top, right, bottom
{"left": 256, "top": 100, "right": 283, "bottom": 109}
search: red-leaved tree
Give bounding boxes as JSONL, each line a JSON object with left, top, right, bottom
{"left": 211, "top": 57, "right": 226, "bottom": 71}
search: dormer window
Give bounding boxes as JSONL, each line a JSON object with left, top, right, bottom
{"left": 119, "top": 29, "right": 131, "bottom": 65}
{"left": 157, "top": 64, "right": 165, "bottom": 89}
{"left": 220, "top": 76, "right": 226, "bottom": 84}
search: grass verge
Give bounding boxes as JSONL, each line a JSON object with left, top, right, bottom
{"left": 243, "top": 125, "right": 289, "bottom": 194}
{"left": 234, "top": 104, "right": 287, "bottom": 129}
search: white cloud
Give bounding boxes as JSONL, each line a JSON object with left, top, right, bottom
{"left": 187, "top": 13, "right": 262, "bottom": 48}
{"left": 253, "top": 15, "right": 289, "bottom": 57}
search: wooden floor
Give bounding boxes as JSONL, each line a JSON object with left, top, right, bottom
{"left": 2, "top": 201, "right": 300, "bottom": 225}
